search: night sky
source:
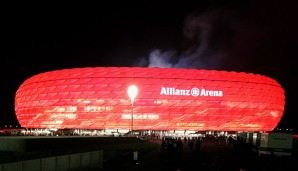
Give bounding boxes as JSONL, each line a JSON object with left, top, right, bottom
{"left": 2, "top": 1, "right": 298, "bottom": 132}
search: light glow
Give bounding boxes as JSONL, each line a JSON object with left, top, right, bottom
{"left": 128, "top": 85, "right": 138, "bottom": 106}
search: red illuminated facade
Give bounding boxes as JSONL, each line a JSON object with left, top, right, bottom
{"left": 15, "top": 67, "right": 285, "bottom": 131}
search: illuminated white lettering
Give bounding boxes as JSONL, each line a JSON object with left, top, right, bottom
{"left": 160, "top": 87, "right": 167, "bottom": 95}
{"left": 160, "top": 87, "right": 192, "bottom": 96}
{"left": 186, "top": 90, "right": 190, "bottom": 95}
{"left": 160, "top": 87, "right": 223, "bottom": 97}
{"left": 200, "top": 89, "right": 223, "bottom": 97}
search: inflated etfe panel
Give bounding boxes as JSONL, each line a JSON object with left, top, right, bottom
{"left": 15, "top": 67, "right": 285, "bottom": 131}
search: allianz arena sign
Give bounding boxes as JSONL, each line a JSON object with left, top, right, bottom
{"left": 160, "top": 87, "right": 223, "bottom": 97}
{"left": 15, "top": 67, "right": 285, "bottom": 132}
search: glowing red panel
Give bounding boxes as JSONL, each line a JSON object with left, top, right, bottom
{"left": 15, "top": 67, "right": 285, "bottom": 131}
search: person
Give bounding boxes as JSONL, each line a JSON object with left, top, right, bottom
{"left": 161, "top": 139, "right": 167, "bottom": 151}
{"left": 195, "top": 138, "right": 202, "bottom": 152}
{"left": 177, "top": 137, "right": 183, "bottom": 153}
{"left": 188, "top": 139, "right": 194, "bottom": 150}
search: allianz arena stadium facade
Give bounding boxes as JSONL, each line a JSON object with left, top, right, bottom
{"left": 15, "top": 67, "right": 285, "bottom": 132}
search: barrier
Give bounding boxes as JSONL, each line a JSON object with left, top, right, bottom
{"left": 0, "top": 150, "right": 103, "bottom": 171}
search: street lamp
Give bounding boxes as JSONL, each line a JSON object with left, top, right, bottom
{"left": 128, "top": 85, "right": 138, "bottom": 136}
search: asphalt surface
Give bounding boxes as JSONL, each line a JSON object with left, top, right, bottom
{"left": 125, "top": 142, "right": 239, "bottom": 171}
{"left": 101, "top": 140, "right": 296, "bottom": 171}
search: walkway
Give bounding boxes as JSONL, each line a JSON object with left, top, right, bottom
{"left": 101, "top": 140, "right": 296, "bottom": 171}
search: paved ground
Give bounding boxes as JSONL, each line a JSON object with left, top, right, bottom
{"left": 101, "top": 140, "right": 296, "bottom": 171}
{"left": 126, "top": 142, "right": 240, "bottom": 171}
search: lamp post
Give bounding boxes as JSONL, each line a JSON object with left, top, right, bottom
{"left": 128, "top": 85, "right": 138, "bottom": 136}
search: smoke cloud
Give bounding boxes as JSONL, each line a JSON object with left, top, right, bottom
{"left": 147, "top": 49, "right": 175, "bottom": 68}
{"left": 137, "top": 6, "right": 231, "bottom": 69}
{"left": 135, "top": 1, "right": 292, "bottom": 72}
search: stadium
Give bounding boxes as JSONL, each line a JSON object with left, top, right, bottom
{"left": 14, "top": 67, "right": 285, "bottom": 136}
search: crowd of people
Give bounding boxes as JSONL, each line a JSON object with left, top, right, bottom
{"left": 161, "top": 136, "right": 202, "bottom": 155}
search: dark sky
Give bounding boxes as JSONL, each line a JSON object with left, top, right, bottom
{"left": 2, "top": 1, "right": 298, "bottom": 131}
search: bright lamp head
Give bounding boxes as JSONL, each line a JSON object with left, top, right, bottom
{"left": 128, "top": 85, "right": 138, "bottom": 106}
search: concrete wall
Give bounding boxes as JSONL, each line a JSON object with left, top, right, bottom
{"left": 0, "top": 150, "right": 103, "bottom": 171}
{"left": 0, "top": 138, "right": 26, "bottom": 152}
{"left": 0, "top": 136, "right": 139, "bottom": 152}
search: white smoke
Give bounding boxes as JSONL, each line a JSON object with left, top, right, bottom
{"left": 137, "top": 6, "right": 229, "bottom": 69}
{"left": 147, "top": 49, "right": 175, "bottom": 68}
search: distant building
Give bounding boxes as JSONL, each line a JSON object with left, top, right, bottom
{"left": 14, "top": 67, "right": 285, "bottom": 132}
